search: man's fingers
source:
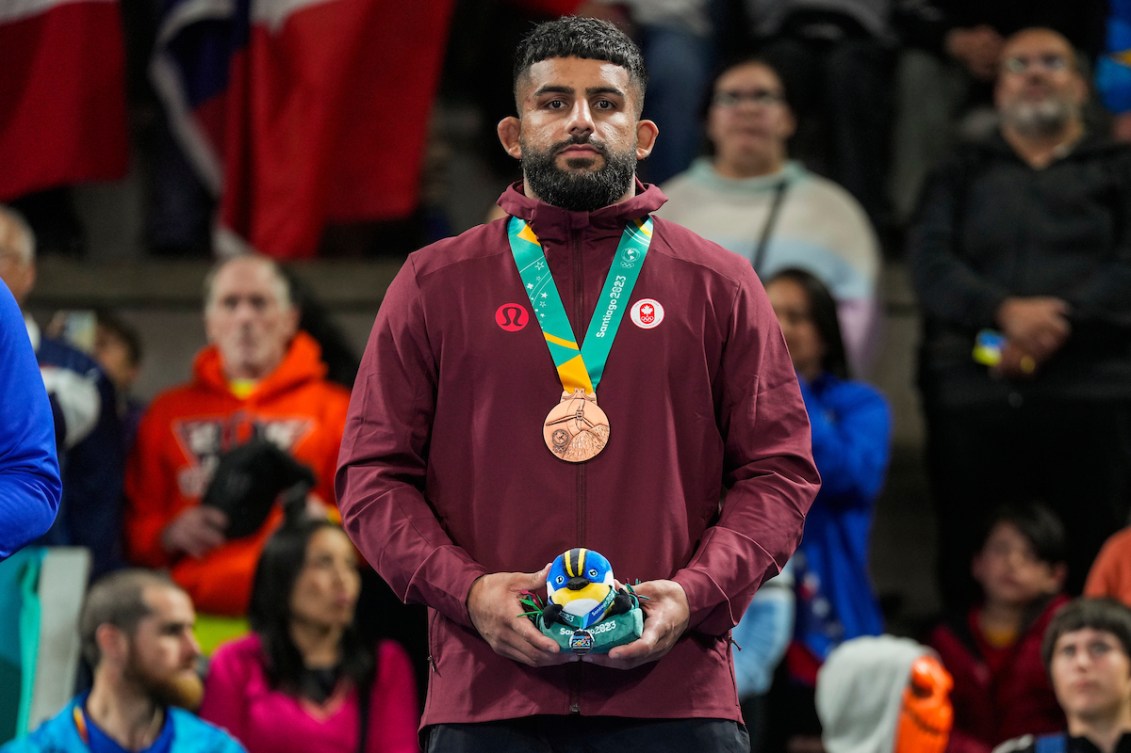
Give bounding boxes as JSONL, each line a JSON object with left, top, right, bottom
{"left": 199, "top": 506, "right": 229, "bottom": 529}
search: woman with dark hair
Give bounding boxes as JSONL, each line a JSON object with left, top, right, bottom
{"left": 747, "top": 268, "right": 891, "bottom": 751}
{"left": 200, "top": 518, "right": 418, "bottom": 753}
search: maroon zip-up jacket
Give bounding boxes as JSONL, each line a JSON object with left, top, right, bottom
{"left": 336, "top": 182, "right": 819, "bottom": 726}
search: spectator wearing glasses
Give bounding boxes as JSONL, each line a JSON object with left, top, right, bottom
{"left": 658, "top": 58, "right": 881, "bottom": 377}
{"left": 908, "top": 28, "right": 1131, "bottom": 614}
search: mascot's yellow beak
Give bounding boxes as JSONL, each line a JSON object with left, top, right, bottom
{"left": 552, "top": 581, "right": 610, "bottom": 606}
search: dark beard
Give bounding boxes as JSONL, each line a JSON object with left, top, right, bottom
{"left": 521, "top": 136, "right": 637, "bottom": 212}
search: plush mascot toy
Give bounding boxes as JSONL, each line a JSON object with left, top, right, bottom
{"left": 522, "top": 548, "right": 644, "bottom": 655}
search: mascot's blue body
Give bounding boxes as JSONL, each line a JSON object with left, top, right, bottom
{"left": 543, "top": 548, "right": 619, "bottom": 630}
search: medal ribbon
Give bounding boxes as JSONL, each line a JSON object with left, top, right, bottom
{"left": 508, "top": 215, "right": 653, "bottom": 394}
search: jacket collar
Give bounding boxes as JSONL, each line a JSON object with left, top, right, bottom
{"left": 495, "top": 178, "right": 668, "bottom": 246}
{"left": 192, "top": 330, "right": 328, "bottom": 399}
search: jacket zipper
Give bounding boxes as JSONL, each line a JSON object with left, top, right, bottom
{"left": 570, "top": 227, "right": 586, "bottom": 716}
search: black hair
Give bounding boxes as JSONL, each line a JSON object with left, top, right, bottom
{"left": 766, "top": 268, "right": 849, "bottom": 379}
{"left": 512, "top": 16, "right": 647, "bottom": 114}
{"left": 80, "top": 569, "right": 178, "bottom": 667}
{"left": 1041, "top": 597, "right": 1131, "bottom": 672}
{"left": 248, "top": 518, "right": 373, "bottom": 695}
{"left": 978, "top": 501, "right": 1067, "bottom": 566}
{"left": 700, "top": 56, "right": 789, "bottom": 120}
{"left": 95, "top": 308, "right": 143, "bottom": 367}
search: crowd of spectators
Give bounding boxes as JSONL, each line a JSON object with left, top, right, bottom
{"left": 2, "top": 2, "right": 1131, "bottom": 753}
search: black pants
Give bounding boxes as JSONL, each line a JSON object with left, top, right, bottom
{"left": 424, "top": 717, "right": 750, "bottom": 753}
{"left": 925, "top": 396, "right": 1131, "bottom": 611}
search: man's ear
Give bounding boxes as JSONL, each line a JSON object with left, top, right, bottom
{"left": 96, "top": 623, "right": 128, "bottom": 665}
{"left": 498, "top": 117, "right": 523, "bottom": 160}
{"left": 283, "top": 305, "right": 300, "bottom": 339}
{"left": 1050, "top": 562, "right": 1068, "bottom": 591}
{"left": 635, "top": 119, "right": 659, "bottom": 160}
{"left": 781, "top": 106, "right": 797, "bottom": 140}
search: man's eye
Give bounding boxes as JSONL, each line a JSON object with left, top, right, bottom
{"left": 594, "top": 100, "right": 614, "bottom": 110}
{"left": 546, "top": 99, "right": 566, "bottom": 109}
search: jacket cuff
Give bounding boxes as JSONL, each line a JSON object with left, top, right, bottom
{"left": 405, "top": 545, "right": 488, "bottom": 629}
{"left": 671, "top": 567, "right": 734, "bottom": 637}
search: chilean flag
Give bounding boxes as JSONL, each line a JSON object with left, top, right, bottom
{"left": 152, "top": 0, "right": 454, "bottom": 259}
{"left": 0, "top": 0, "right": 129, "bottom": 201}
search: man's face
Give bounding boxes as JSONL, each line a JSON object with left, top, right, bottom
{"left": 706, "top": 63, "right": 795, "bottom": 164}
{"left": 995, "top": 30, "right": 1085, "bottom": 137}
{"left": 497, "top": 56, "right": 658, "bottom": 211}
{"left": 1050, "top": 628, "right": 1131, "bottom": 726}
{"left": 204, "top": 258, "right": 298, "bottom": 380}
{"left": 0, "top": 218, "right": 34, "bottom": 305}
{"left": 123, "top": 587, "right": 204, "bottom": 710}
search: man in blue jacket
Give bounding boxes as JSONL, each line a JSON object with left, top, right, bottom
{"left": 0, "top": 276, "right": 59, "bottom": 561}
{"left": 0, "top": 205, "right": 124, "bottom": 578}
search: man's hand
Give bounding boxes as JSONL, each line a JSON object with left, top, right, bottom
{"left": 468, "top": 566, "right": 571, "bottom": 667}
{"left": 161, "top": 506, "right": 229, "bottom": 558}
{"left": 996, "top": 296, "right": 1071, "bottom": 361}
{"left": 995, "top": 340, "right": 1040, "bottom": 380}
{"left": 583, "top": 579, "right": 690, "bottom": 670}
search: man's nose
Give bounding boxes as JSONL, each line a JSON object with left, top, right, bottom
{"left": 568, "top": 101, "right": 595, "bottom": 135}
{"left": 184, "top": 630, "right": 202, "bottom": 660}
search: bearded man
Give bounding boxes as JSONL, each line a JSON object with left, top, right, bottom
{"left": 909, "top": 28, "right": 1131, "bottom": 612}
{"left": 336, "top": 15, "right": 819, "bottom": 753}
{"left": 0, "top": 570, "right": 245, "bottom": 752}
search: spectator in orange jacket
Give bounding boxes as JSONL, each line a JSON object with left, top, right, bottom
{"left": 124, "top": 254, "right": 350, "bottom": 617}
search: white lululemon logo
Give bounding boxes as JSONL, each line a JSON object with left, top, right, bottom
{"left": 630, "top": 299, "right": 664, "bottom": 329}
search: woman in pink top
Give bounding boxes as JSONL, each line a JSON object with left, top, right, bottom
{"left": 201, "top": 517, "right": 419, "bottom": 753}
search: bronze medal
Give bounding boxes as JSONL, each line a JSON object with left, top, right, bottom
{"left": 543, "top": 388, "right": 610, "bottom": 462}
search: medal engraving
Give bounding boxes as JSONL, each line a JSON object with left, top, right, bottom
{"left": 543, "top": 389, "right": 610, "bottom": 462}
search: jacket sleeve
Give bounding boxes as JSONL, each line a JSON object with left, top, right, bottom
{"left": 336, "top": 258, "right": 487, "bottom": 628}
{"left": 1060, "top": 151, "right": 1131, "bottom": 328}
{"left": 672, "top": 273, "right": 821, "bottom": 636}
{"left": 801, "top": 378, "right": 892, "bottom": 505}
{"left": 908, "top": 160, "right": 1012, "bottom": 329}
{"left": 0, "top": 283, "right": 60, "bottom": 561}
{"left": 123, "top": 403, "right": 181, "bottom": 568}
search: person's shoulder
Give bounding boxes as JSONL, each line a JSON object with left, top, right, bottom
{"left": 211, "top": 632, "right": 263, "bottom": 665}
{"left": 143, "top": 379, "right": 208, "bottom": 418}
{"left": 36, "top": 335, "right": 102, "bottom": 377}
{"left": 992, "top": 735, "right": 1037, "bottom": 753}
{"left": 650, "top": 216, "right": 756, "bottom": 281}
{"left": 816, "top": 374, "right": 886, "bottom": 403}
{"left": 0, "top": 702, "right": 80, "bottom": 751}
{"left": 168, "top": 707, "right": 247, "bottom": 752}
{"left": 1100, "top": 526, "right": 1131, "bottom": 553}
{"left": 405, "top": 220, "right": 510, "bottom": 279}
{"left": 794, "top": 171, "right": 873, "bottom": 223}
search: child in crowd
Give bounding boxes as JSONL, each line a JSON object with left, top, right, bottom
{"left": 929, "top": 502, "right": 1069, "bottom": 753}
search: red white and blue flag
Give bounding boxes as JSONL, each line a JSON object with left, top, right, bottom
{"left": 0, "top": 0, "right": 129, "bottom": 200}
{"left": 152, "top": 0, "right": 454, "bottom": 259}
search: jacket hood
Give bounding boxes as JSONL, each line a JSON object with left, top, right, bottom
{"left": 496, "top": 178, "right": 668, "bottom": 241}
{"left": 817, "top": 635, "right": 930, "bottom": 753}
{"left": 192, "top": 330, "right": 328, "bottom": 399}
